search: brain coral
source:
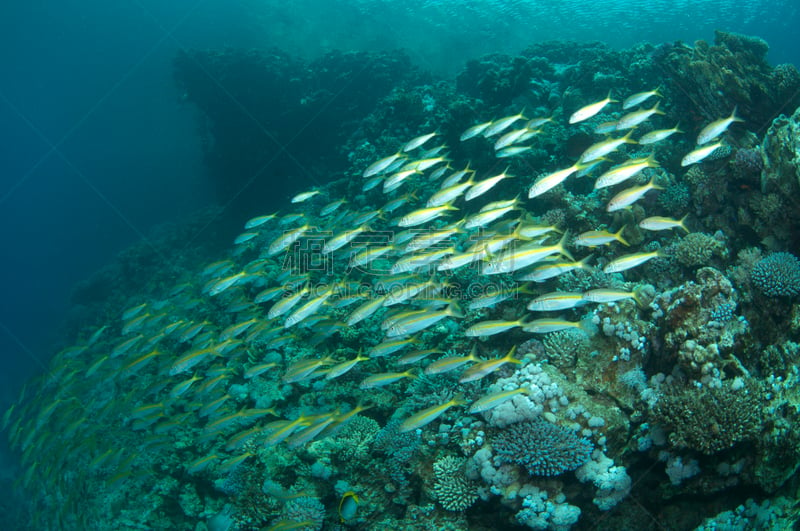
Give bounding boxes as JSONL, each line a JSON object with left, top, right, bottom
{"left": 492, "top": 418, "right": 592, "bottom": 477}
{"left": 751, "top": 252, "right": 800, "bottom": 297}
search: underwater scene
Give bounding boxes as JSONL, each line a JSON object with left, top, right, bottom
{"left": 3, "top": 1, "right": 800, "bottom": 530}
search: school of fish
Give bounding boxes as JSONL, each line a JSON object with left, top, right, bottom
{"left": 2, "top": 87, "right": 743, "bottom": 528}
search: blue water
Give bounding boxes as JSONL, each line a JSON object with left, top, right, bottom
{"left": 0, "top": 0, "right": 798, "bottom": 521}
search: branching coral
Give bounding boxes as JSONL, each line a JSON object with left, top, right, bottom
{"left": 492, "top": 418, "right": 592, "bottom": 477}
{"left": 431, "top": 455, "right": 478, "bottom": 512}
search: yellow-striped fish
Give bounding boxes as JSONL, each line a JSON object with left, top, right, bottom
{"left": 622, "top": 87, "right": 661, "bottom": 110}
{"left": 594, "top": 155, "right": 658, "bottom": 189}
{"left": 122, "top": 303, "right": 148, "bottom": 321}
{"left": 399, "top": 395, "right": 466, "bottom": 433}
{"left": 267, "top": 224, "right": 311, "bottom": 256}
{"left": 245, "top": 213, "right": 277, "bottom": 229}
{"left": 325, "top": 353, "right": 369, "bottom": 380}
{"left": 573, "top": 227, "right": 628, "bottom": 247}
{"left": 606, "top": 177, "right": 663, "bottom": 212}
{"left": 368, "top": 336, "right": 418, "bottom": 358}
{"left": 497, "top": 127, "right": 536, "bottom": 151}
{"left": 460, "top": 121, "right": 493, "bottom": 141}
{"left": 517, "top": 256, "right": 593, "bottom": 282}
{"left": 483, "top": 110, "right": 527, "bottom": 137}
{"left": 291, "top": 190, "right": 320, "bottom": 203}
{"left": 169, "top": 374, "right": 202, "bottom": 399}
{"left": 463, "top": 202, "right": 519, "bottom": 229}
{"left": 582, "top": 288, "right": 641, "bottom": 305}
{"left": 528, "top": 163, "right": 586, "bottom": 199}
{"left": 359, "top": 370, "right": 416, "bottom": 389}
{"left": 638, "top": 125, "right": 682, "bottom": 145}
{"left": 387, "top": 304, "right": 464, "bottom": 338}
{"left": 396, "top": 348, "right": 443, "bottom": 366}
{"left": 579, "top": 131, "right": 636, "bottom": 164}
{"left": 169, "top": 347, "right": 217, "bottom": 376}
{"left": 522, "top": 318, "right": 588, "bottom": 334}
{"left": 283, "top": 357, "right": 334, "bottom": 383}
{"left": 209, "top": 271, "right": 248, "bottom": 297}
{"left": 638, "top": 215, "right": 689, "bottom": 233}
{"left": 603, "top": 250, "right": 662, "bottom": 274}
{"left": 217, "top": 452, "right": 252, "bottom": 475}
{"left": 615, "top": 102, "right": 663, "bottom": 130}
{"left": 398, "top": 204, "right": 458, "bottom": 227}
{"left": 527, "top": 291, "right": 587, "bottom": 312}
{"left": 323, "top": 225, "right": 369, "bottom": 255}
{"left": 346, "top": 295, "right": 387, "bottom": 326}
{"left": 284, "top": 288, "right": 336, "bottom": 328}
{"left": 286, "top": 416, "right": 337, "bottom": 449}
{"left": 681, "top": 142, "right": 723, "bottom": 167}
{"left": 483, "top": 233, "right": 572, "bottom": 275}
{"left": 243, "top": 362, "right": 278, "bottom": 379}
{"left": 424, "top": 350, "right": 479, "bottom": 375}
{"left": 696, "top": 108, "right": 743, "bottom": 145}
{"left": 464, "top": 317, "right": 529, "bottom": 337}
{"left": 363, "top": 152, "right": 405, "bottom": 178}
{"left": 187, "top": 454, "right": 220, "bottom": 475}
{"left": 459, "top": 346, "right": 522, "bottom": 383}
{"left": 468, "top": 387, "right": 531, "bottom": 414}
{"left": 427, "top": 179, "right": 474, "bottom": 207}
{"left": 403, "top": 131, "right": 438, "bottom": 152}
{"left": 569, "top": 94, "right": 616, "bottom": 124}
{"left": 267, "top": 284, "right": 310, "bottom": 320}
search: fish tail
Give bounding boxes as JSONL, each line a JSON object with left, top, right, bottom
{"left": 556, "top": 231, "right": 574, "bottom": 261}
{"left": 447, "top": 302, "right": 465, "bottom": 319}
{"left": 678, "top": 214, "right": 691, "bottom": 233}
{"left": 614, "top": 226, "right": 630, "bottom": 247}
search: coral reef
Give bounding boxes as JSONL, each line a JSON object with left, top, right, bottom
{"left": 761, "top": 105, "right": 800, "bottom": 195}
{"left": 655, "top": 30, "right": 800, "bottom": 129}
{"left": 650, "top": 267, "right": 749, "bottom": 379}
{"left": 7, "top": 29, "right": 800, "bottom": 531}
